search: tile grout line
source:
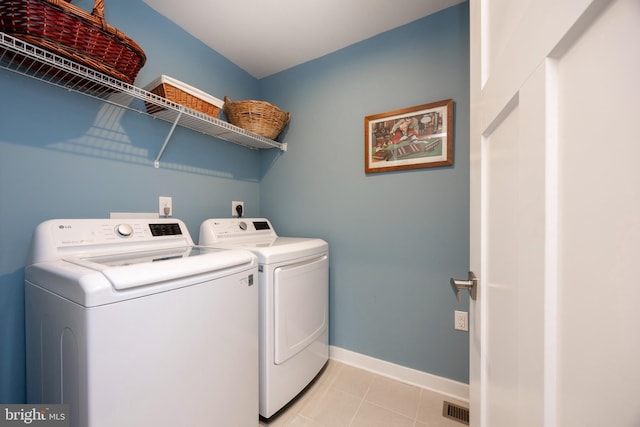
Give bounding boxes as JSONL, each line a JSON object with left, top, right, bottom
{"left": 412, "top": 388, "right": 424, "bottom": 427}
{"left": 346, "top": 384, "right": 371, "bottom": 427}
{"left": 357, "top": 399, "right": 419, "bottom": 425}
{"left": 300, "top": 361, "right": 345, "bottom": 427}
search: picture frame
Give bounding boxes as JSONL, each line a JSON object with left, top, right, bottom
{"left": 364, "top": 99, "right": 453, "bottom": 173}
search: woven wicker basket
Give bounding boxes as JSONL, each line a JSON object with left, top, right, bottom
{"left": 223, "top": 96, "right": 291, "bottom": 140}
{"left": 0, "top": 0, "right": 146, "bottom": 84}
{"left": 144, "top": 75, "right": 223, "bottom": 118}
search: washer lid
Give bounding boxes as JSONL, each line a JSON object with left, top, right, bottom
{"left": 64, "top": 246, "right": 253, "bottom": 290}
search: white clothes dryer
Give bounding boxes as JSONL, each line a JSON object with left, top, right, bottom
{"left": 199, "top": 218, "right": 329, "bottom": 418}
{"left": 25, "top": 218, "right": 259, "bottom": 427}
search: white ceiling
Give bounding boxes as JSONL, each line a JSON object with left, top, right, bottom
{"left": 141, "top": 0, "right": 465, "bottom": 79}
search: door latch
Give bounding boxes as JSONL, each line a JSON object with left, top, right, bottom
{"left": 450, "top": 271, "right": 478, "bottom": 302}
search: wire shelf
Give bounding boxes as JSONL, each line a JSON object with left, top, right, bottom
{"left": 0, "top": 32, "right": 286, "bottom": 166}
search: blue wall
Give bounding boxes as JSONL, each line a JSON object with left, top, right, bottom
{"left": 0, "top": 0, "right": 261, "bottom": 402}
{"left": 259, "top": 4, "right": 470, "bottom": 383}
{"left": 0, "top": 0, "right": 469, "bottom": 403}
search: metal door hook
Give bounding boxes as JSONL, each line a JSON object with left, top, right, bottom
{"left": 450, "top": 271, "right": 478, "bottom": 302}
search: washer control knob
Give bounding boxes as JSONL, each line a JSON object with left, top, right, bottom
{"left": 115, "top": 223, "right": 134, "bottom": 237}
{"left": 239, "top": 221, "right": 247, "bottom": 231}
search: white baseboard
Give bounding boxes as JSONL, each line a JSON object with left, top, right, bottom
{"left": 329, "top": 345, "right": 469, "bottom": 402}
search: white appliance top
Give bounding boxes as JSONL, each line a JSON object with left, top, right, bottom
{"left": 199, "top": 218, "right": 328, "bottom": 264}
{"left": 30, "top": 218, "right": 198, "bottom": 263}
{"left": 199, "top": 218, "right": 278, "bottom": 243}
{"left": 26, "top": 218, "right": 256, "bottom": 306}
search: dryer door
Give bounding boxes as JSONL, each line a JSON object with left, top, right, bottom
{"left": 274, "top": 254, "right": 328, "bottom": 365}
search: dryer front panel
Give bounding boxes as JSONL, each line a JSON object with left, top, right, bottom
{"left": 273, "top": 254, "right": 328, "bottom": 365}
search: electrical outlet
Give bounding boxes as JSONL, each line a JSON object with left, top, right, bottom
{"left": 232, "top": 201, "right": 244, "bottom": 217}
{"left": 454, "top": 310, "right": 468, "bottom": 331}
{"left": 159, "top": 196, "right": 172, "bottom": 217}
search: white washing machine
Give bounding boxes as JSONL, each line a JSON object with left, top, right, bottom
{"left": 25, "top": 218, "right": 259, "bottom": 427}
{"left": 199, "top": 218, "right": 329, "bottom": 418}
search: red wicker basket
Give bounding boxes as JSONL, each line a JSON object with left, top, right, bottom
{"left": 0, "top": 0, "right": 146, "bottom": 84}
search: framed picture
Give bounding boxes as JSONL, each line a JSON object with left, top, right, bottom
{"left": 364, "top": 99, "right": 453, "bottom": 173}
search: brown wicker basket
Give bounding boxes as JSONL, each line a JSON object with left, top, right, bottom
{"left": 144, "top": 75, "right": 223, "bottom": 118}
{"left": 0, "top": 0, "right": 146, "bottom": 84}
{"left": 223, "top": 96, "right": 291, "bottom": 140}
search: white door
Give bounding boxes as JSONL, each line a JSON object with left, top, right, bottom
{"left": 467, "top": 1, "right": 640, "bottom": 426}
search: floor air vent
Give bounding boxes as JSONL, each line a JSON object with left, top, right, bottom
{"left": 442, "top": 401, "right": 470, "bottom": 425}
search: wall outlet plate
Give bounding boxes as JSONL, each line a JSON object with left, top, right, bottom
{"left": 454, "top": 310, "right": 468, "bottom": 331}
{"left": 232, "top": 201, "right": 244, "bottom": 217}
{"left": 159, "top": 196, "right": 172, "bottom": 217}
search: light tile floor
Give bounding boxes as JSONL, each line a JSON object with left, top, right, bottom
{"left": 259, "top": 360, "right": 468, "bottom": 427}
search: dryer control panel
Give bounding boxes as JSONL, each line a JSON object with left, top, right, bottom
{"left": 199, "top": 218, "right": 277, "bottom": 244}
